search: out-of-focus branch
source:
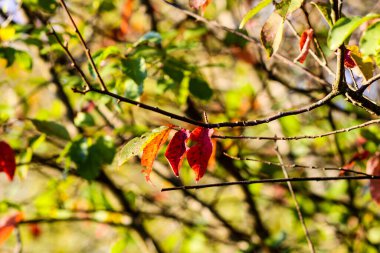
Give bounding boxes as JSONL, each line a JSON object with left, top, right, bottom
{"left": 161, "top": 175, "right": 380, "bottom": 191}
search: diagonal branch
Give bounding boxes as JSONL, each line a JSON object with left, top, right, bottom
{"left": 58, "top": 0, "right": 108, "bottom": 91}
{"left": 274, "top": 143, "right": 315, "bottom": 253}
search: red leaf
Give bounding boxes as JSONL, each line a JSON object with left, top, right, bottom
{"left": 294, "top": 28, "right": 313, "bottom": 63}
{"left": 366, "top": 153, "right": 380, "bottom": 204}
{"left": 28, "top": 223, "right": 42, "bottom": 238}
{"left": 0, "top": 212, "right": 24, "bottom": 245}
{"left": 0, "top": 141, "right": 16, "bottom": 181}
{"left": 141, "top": 128, "right": 171, "bottom": 182}
{"left": 165, "top": 129, "right": 190, "bottom": 177}
{"left": 186, "top": 127, "right": 214, "bottom": 181}
{"left": 344, "top": 49, "right": 356, "bottom": 68}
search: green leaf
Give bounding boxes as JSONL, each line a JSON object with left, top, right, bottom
{"left": 68, "top": 136, "right": 115, "bottom": 180}
{"left": 311, "top": 2, "right": 333, "bottom": 27}
{"left": 360, "top": 21, "right": 380, "bottom": 56}
{"left": 117, "top": 126, "right": 169, "bottom": 167}
{"left": 134, "top": 32, "right": 162, "bottom": 46}
{"left": 0, "top": 47, "right": 33, "bottom": 70}
{"left": 239, "top": 0, "right": 272, "bottom": 29}
{"left": 275, "top": 0, "right": 304, "bottom": 18}
{"left": 260, "top": 12, "right": 285, "bottom": 57}
{"left": 121, "top": 57, "right": 147, "bottom": 86}
{"left": 31, "top": 119, "right": 71, "bottom": 141}
{"left": 327, "top": 14, "right": 380, "bottom": 51}
{"left": 74, "top": 112, "right": 95, "bottom": 127}
{"left": 189, "top": 78, "right": 213, "bottom": 100}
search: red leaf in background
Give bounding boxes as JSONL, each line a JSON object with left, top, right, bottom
{"left": 0, "top": 212, "right": 24, "bottom": 245}
{"left": 366, "top": 153, "right": 380, "bottom": 204}
{"left": 186, "top": 127, "right": 214, "bottom": 181}
{"left": 28, "top": 223, "right": 42, "bottom": 238}
{"left": 189, "top": 0, "right": 211, "bottom": 14}
{"left": 0, "top": 141, "right": 16, "bottom": 181}
{"left": 141, "top": 128, "right": 171, "bottom": 182}
{"left": 344, "top": 49, "right": 356, "bottom": 68}
{"left": 294, "top": 28, "right": 313, "bottom": 63}
{"left": 165, "top": 129, "right": 190, "bottom": 177}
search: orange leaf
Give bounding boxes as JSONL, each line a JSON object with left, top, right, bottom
{"left": 294, "top": 28, "right": 313, "bottom": 63}
{"left": 366, "top": 153, "right": 380, "bottom": 205}
{"left": 0, "top": 141, "right": 16, "bottom": 181}
{"left": 0, "top": 212, "right": 24, "bottom": 245}
{"left": 119, "top": 0, "right": 134, "bottom": 37}
{"left": 141, "top": 127, "right": 171, "bottom": 182}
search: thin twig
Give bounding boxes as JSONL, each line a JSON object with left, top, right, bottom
{"left": 274, "top": 143, "right": 315, "bottom": 253}
{"left": 49, "top": 27, "right": 93, "bottom": 90}
{"left": 53, "top": 0, "right": 339, "bottom": 129}
{"left": 161, "top": 175, "right": 380, "bottom": 191}
{"left": 214, "top": 119, "right": 380, "bottom": 140}
{"left": 58, "top": 0, "right": 108, "bottom": 91}
{"left": 349, "top": 69, "right": 359, "bottom": 90}
{"left": 357, "top": 74, "right": 380, "bottom": 94}
{"left": 224, "top": 153, "right": 370, "bottom": 176}
{"left": 14, "top": 226, "right": 22, "bottom": 253}
{"left": 161, "top": 0, "right": 330, "bottom": 87}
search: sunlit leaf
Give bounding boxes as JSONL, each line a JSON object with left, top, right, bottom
{"left": 327, "top": 14, "right": 380, "bottom": 51}
{"left": 261, "top": 12, "right": 285, "bottom": 57}
{"left": 294, "top": 28, "right": 313, "bottom": 63}
{"left": 239, "top": 0, "right": 272, "bottom": 29}
{"left": 275, "top": 0, "right": 304, "bottom": 18}
{"left": 141, "top": 127, "right": 171, "bottom": 182}
{"left": 165, "top": 129, "right": 190, "bottom": 176}
{"left": 311, "top": 2, "right": 333, "bottom": 27}
{"left": 187, "top": 127, "right": 214, "bottom": 181}
{"left": 346, "top": 45, "right": 374, "bottom": 81}
{"left": 360, "top": 21, "right": 380, "bottom": 56}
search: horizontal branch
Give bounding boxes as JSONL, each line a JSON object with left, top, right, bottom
{"left": 224, "top": 153, "right": 370, "bottom": 176}
{"left": 20, "top": 217, "right": 131, "bottom": 227}
{"left": 161, "top": 175, "right": 380, "bottom": 191}
{"left": 213, "top": 119, "right": 380, "bottom": 140}
{"left": 92, "top": 87, "right": 338, "bottom": 128}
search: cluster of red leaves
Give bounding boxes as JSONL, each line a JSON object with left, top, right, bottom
{"left": 295, "top": 28, "right": 313, "bottom": 64}
{"left": 140, "top": 127, "right": 214, "bottom": 182}
{"left": 0, "top": 141, "right": 16, "bottom": 181}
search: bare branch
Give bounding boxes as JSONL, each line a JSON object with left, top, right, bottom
{"left": 274, "top": 144, "right": 315, "bottom": 253}
{"left": 58, "top": 0, "right": 108, "bottom": 91}
{"left": 161, "top": 175, "right": 380, "bottom": 191}
{"left": 224, "top": 153, "right": 370, "bottom": 176}
{"left": 214, "top": 119, "right": 380, "bottom": 141}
